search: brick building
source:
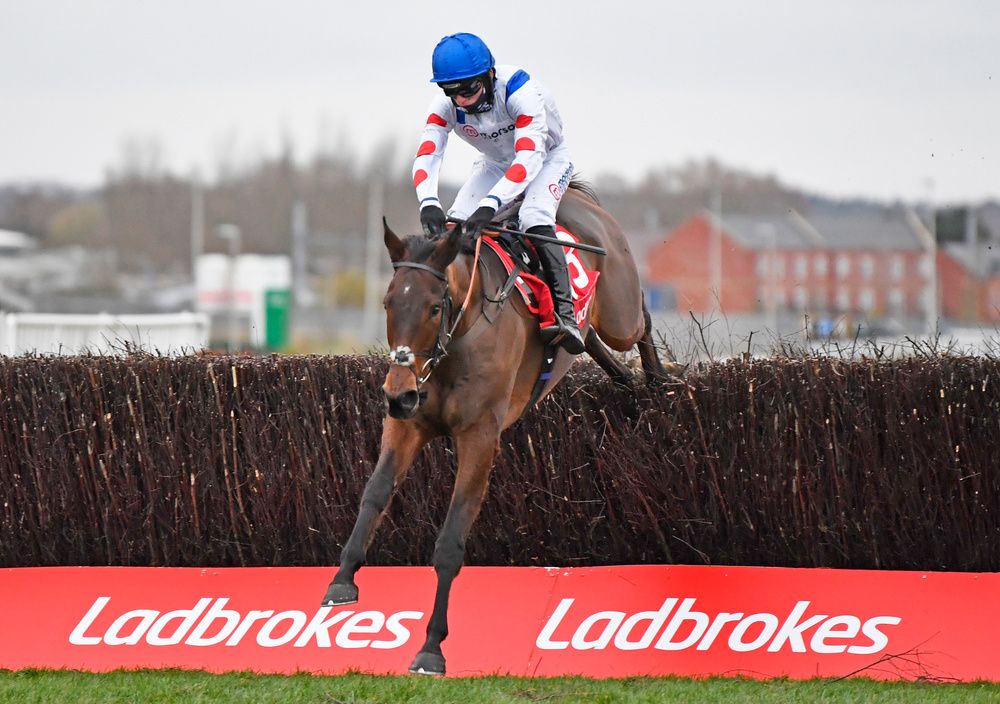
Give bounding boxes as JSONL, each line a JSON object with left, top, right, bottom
{"left": 645, "top": 208, "right": 989, "bottom": 324}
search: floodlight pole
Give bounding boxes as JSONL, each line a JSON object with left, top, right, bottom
{"left": 710, "top": 188, "right": 722, "bottom": 309}
{"left": 363, "top": 178, "right": 383, "bottom": 346}
{"left": 216, "top": 224, "right": 242, "bottom": 352}
{"left": 905, "top": 209, "right": 937, "bottom": 339}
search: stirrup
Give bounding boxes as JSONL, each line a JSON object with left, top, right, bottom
{"left": 542, "top": 319, "right": 585, "bottom": 355}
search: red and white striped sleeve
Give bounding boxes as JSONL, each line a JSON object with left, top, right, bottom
{"left": 479, "top": 83, "right": 549, "bottom": 210}
{"left": 412, "top": 95, "right": 454, "bottom": 210}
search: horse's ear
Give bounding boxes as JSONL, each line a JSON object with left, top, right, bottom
{"left": 383, "top": 217, "right": 406, "bottom": 262}
{"left": 433, "top": 224, "right": 463, "bottom": 267}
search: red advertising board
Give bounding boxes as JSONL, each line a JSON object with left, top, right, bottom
{"left": 1, "top": 565, "right": 998, "bottom": 681}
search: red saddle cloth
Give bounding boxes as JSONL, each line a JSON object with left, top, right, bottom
{"left": 481, "top": 225, "right": 600, "bottom": 330}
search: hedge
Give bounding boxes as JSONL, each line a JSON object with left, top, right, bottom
{"left": 1, "top": 354, "right": 997, "bottom": 571}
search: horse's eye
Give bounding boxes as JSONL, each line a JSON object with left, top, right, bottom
{"left": 430, "top": 304, "right": 442, "bottom": 317}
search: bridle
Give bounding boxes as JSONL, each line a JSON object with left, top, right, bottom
{"left": 387, "top": 236, "right": 483, "bottom": 387}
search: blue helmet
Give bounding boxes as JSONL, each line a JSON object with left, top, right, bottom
{"left": 430, "top": 33, "right": 495, "bottom": 83}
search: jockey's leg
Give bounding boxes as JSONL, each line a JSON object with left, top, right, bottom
{"left": 447, "top": 160, "right": 505, "bottom": 222}
{"left": 528, "top": 226, "right": 585, "bottom": 354}
{"left": 519, "top": 149, "right": 584, "bottom": 354}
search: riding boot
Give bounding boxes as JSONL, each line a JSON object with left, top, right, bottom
{"left": 528, "top": 225, "right": 586, "bottom": 355}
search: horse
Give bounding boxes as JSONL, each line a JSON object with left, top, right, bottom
{"left": 321, "top": 182, "right": 666, "bottom": 675}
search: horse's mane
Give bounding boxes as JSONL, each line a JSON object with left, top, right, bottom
{"left": 403, "top": 235, "right": 439, "bottom": 263}
{"left": 567, "top": 176, "right": 600, "bottom": 205}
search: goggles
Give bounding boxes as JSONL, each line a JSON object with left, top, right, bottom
{"left": 438, "top": 78, "right": 484, "bottom": 98}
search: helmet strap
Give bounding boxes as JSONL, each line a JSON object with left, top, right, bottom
{"left": 455, "top": 70, "right": 495, "bottom": 115}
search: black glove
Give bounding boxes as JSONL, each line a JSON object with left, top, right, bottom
{"left": 420, "top": 205, "right": 447, "bottom": 236}
{"left": 463, "top": 205, "right": 497, "bottom": 239}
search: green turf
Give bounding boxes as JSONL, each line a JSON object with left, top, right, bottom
{"left": 1, "top": 670, "right": 998, "bottom": 704}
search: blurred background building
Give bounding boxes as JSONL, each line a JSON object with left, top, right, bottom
{"left": 2, "top": 4, "right": 997, "bottom": 359}
{"left": 1, "top": 159, "right": 997, "bottom": 358}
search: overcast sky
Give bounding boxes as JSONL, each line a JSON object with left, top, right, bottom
{"left": 1, "top": 1, "right": 997, "bottom": 204}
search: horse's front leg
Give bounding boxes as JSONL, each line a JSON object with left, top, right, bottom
{"left": 322, "top": 418, "right": 429, "bottom": 606}
{"left": 409, "top": 421, "right": 500, "bottom": 676}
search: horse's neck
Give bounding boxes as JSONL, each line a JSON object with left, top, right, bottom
{"left": 447, "top": 252, "right": 475, "bottom": 304}
{"left": 446, "top": 251, "right": 487, "bottom": 337}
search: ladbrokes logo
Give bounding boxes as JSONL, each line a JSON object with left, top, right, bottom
{"left": 69, "top": 597, "right": 423, "bottom": 649}
{"left": 536, "top": 598, "right": 901, "bottom": 655}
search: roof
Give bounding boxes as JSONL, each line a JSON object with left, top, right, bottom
{"left": 712, "top": 212, "right": 814, "bottom": 250}
{"left": 698, "top": 209, "right": 925, "bottom": 252}
{"left": 804, "top": 210, "right": 923, "bottom": 250}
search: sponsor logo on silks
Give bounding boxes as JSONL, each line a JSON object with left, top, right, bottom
{"left": 556, "top": 164, "right": 573, "bottom": 192}
{"left": 461, "top": 124, "right": 479, "bottom": 138}
{"left": 535, "top": 598, "right": 902, "bottom": 654}
{"left": 68, "top": 597, "right": 424, "bottom": 650}
{"left": 549, "top": 183, "right": 563, "bottom": 201}
{"left": 473, "top": 123, "right": 516, "bottom": 141}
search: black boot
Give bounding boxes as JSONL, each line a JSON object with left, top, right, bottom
{"left": 528, "top": 225, "right": 586, "bottom": 355}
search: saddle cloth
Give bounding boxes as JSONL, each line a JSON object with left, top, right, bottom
{"left": 481, "top": 225, "right": 600, "bottom": 330}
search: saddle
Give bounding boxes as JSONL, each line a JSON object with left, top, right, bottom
{"left": 479, "top": 224, "right": 600, "bottom": 330}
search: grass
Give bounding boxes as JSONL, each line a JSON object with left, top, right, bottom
{"left": 1, "top": 670, "right": 998, "bottom": 704}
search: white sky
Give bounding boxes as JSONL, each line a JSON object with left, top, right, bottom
{"left": 1, "top": 1, "right": 997, "bottom": 204}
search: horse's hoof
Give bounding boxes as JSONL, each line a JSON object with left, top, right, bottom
{"left": 408, "top": 650, "right": 446, "bottom": 676}
{"left": 321, "top": 582, "right": 358, "bottom": 606}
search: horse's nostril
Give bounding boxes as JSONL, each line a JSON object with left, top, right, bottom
{"left": 385, "top": 389, "right": 421, "bottom": 419}
{"left": 398, "top": 390, "right": 420, "bottom": 412}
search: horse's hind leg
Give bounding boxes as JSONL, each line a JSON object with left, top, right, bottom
{"left": 636, "top": 298, "right": 670, "bottom": 384}
{"left": 410, "top": 421, "right": 499, "bottom": 676}
{"left": 584, "top": 327, "right": 636, "bottom": 388}
{"left": 322, "top": 419, "right": 429, "bottom": 606}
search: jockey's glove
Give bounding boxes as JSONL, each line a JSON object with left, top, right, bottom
{"left": 463, "top": 205, "right": 497, "bottom": 239}
{"left": 420, "top": 204, "right": 447, "bottom": 236}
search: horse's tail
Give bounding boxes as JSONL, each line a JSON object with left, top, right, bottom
{"left": 568, "top": 175, "right": 600, "bottom": 205}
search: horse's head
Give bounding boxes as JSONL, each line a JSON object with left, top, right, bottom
{"left": 381, "top": 219, "right": 464, "bottom": 419}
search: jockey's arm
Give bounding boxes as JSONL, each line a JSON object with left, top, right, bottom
{"left": 479, "top": 85, "right": 550, "bottom": 212}
{"left": 412, "top": 95, "right": 454, "bottom": 212}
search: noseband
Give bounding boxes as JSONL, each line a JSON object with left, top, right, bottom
{"left": 387, "top": 258, "right": 469, "bottom": 386}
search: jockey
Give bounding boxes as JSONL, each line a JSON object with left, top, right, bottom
{"left": 412, "top": 32, "right": 585, "bottom": 355}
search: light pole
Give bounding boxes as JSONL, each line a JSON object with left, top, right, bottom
{"left": 190, "top": 169, "right": 204, "bottom": 284}
{"left": 363, "top": 177, "right": 384, "bottom": 346}
{"left": 710, "top": 188, "right": 722, "bottom": 309}
{"left": 215, "top": 224, "right": 242, "bottom": 352}
{"left": 905, "top": 209, "right": 937, "bottom": 339}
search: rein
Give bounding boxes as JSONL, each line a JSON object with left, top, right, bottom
{"left": 388, "top": 235, "right": 483, "bottom": 386}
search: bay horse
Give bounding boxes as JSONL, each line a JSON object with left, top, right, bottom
{"left": 322, "top": 182, "right": 665, "bottom": 675}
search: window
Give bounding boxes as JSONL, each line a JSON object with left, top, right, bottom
{"left": 814, "top": 254, "right": 828, "bottom": 276}
{"left": 918, "top": 254, "right": 934, "bottom": 278}
{"left": 793, "top": 287, "right": 808, "bottom": 310}
{"left": 836, "top": 254, "right": 851, "bottom": 279}
{"left": 859, "top": 288, "right": 875, "bottom": 312}
{"left": 755, "top": 254, "right": 769, "bottom": 278}
{"left": 836, "top": 287, "right": 851, "bottom": 311}
{"left": 773, "top": 254, "right": 786, "bottom": 278}
{"left": 795, "top": 255, "right": 808, "bottom": 279}
{"left": 921, "top": 287, "right": 936, "bottom": 314}
{"left": 890, "top": 255, "right": 905, "bottom": 281}
{"left": 888, "top": 288, "right": 905, "bottom": 313}
{"left": 860, "top": 255, "right": 875, "bottom": 280}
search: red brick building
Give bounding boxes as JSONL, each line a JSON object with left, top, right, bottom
{"left": 645, "top": 210, "right": 984, "bottom": 322}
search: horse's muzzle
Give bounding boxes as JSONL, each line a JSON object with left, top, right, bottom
{"left": 384, "top": 388, "right": 421, "bottom": 419}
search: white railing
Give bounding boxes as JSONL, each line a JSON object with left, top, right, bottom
{"left": 0, "top": 312, "right": 210, "bottom": 356}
